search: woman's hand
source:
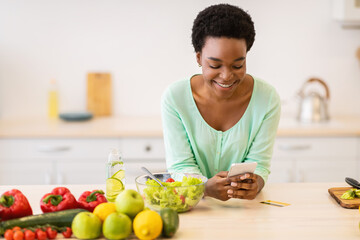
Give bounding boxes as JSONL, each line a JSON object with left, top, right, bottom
{"left": 204, "top": 171, "right": 232, "bottom": 201}
{"left": 226, "top": 173, "right": 264, "bottom": 200}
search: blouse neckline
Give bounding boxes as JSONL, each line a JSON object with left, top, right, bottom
{"left": 187, "top": 74, "right": 256, "bottom": 134}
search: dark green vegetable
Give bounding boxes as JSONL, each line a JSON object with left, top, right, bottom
{"left": 160, "top": 208, "right": 179, "bottom": 238}
{"left": 341, "top": 189, "right": 356, "bottom": 200}
{"left": 0, "top": 208, "right": 87, "bottom": 235}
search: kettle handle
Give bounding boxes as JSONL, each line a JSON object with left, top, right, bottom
{"left": 300, "top": 78, "right": 330, "bottom": 100}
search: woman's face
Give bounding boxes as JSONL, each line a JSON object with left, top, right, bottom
{"left": 196, "top": 37, "right": 247, "bottom": 99}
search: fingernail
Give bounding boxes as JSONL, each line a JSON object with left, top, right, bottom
{"left": 240, "top": 175, "right": 246, "bottom": 180}
{"left": 228, "top": 195, "right": 232, "bottom": 198}
{"left": 227, "top": 189, "right": 233, "bottom": 194}
{"left": 231, "top": 182, "right": 237, "bottom": 187}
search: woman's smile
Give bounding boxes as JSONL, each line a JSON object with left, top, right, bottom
{"left": 213, "top": 79, "right": 239, "bottom": 89}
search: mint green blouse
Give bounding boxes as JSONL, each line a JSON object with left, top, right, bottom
{"left": 161, "top": 76, "right": 281, "bottom": 183}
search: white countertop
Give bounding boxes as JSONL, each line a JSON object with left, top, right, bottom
{"left": 0, "top": 115, "right": 359, "bottom": 138}
{"left": 0, "top": 182, "right": 359, "bottom": 239}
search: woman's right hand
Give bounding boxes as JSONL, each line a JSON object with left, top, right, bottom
{"left": 204, "top": 171, "right": 231, "bottom": 201}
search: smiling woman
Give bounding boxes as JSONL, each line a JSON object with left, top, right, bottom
{"left": 161, "top": 4, "right": 281, "bottom": 202}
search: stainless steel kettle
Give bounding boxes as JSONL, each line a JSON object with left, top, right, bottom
{"left": 297, "top": 78, "right": 330, "bottom": 123}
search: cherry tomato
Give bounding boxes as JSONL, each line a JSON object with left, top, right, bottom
{"left": 4, "top": 229, "right": 14, "bottom": 240}
{"left": 180, "top": 195, "right": 185, "bottom": 204}
{"left": 46, "top": 227, "right": 57, "bottom": 239}
{"left": 12, "top": 226, "right": 21, "bottom": 232}
{"left": 24, "top": 230, "right": 35, "bottom": 240}
{"left": 36, "top": 230, "right": 47, "bottom": 240}
{"left": 13, "top": 230, "right": 24, "bottom": 240}
{"left": 166, "top": 178, "right": 175, "bottom": 183}
{"left": 61, "top": 227, "right": 72, "bottom": 238}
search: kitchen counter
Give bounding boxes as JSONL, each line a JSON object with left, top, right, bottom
{"left": 0, "top": 182, "right": 359, "bottom": 239}
{"left": 0, "top": 115, "right": 360, "bottom": 138}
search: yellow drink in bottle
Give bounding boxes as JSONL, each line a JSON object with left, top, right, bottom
{"left": 106, "top": 149, "right": 125, "bottom": 202}
{"left": 48, "top": 79, "right": 58, "bottom": 119}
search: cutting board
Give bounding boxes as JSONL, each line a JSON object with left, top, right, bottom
{"left": 87, "top": 73, "right": 112, "bottom": 116}
{"left": 328, "top": 187, "right": 360, "bottom": 209}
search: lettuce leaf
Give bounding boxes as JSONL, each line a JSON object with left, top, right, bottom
{"left": 143, "top": 176, "right": 204, "bottom": 212}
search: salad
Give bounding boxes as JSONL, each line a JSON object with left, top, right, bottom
{"left": 143, "top": 176, "right": 205, "bottom": 212}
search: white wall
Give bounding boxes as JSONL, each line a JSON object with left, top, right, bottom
{"left": 0, "top": 0, "right": 359, "bottom": 118}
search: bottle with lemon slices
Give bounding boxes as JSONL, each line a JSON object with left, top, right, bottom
{"left": 106, "top": 148, "right": 125, "bottom": 202}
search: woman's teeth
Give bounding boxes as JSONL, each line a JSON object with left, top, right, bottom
{"left": 215, "top": 81, "right": 235, "bottom": 88}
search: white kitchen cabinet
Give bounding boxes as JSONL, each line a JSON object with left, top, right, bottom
{"left": 0, "top": 138, "right": 120, "bottom": 185}
{"left": 119, "top": 137, "right": 167, "bottom": 185}
{"left": 1, "top": 136, "right": 359, "bottom": 185}
{"left": 268, "top": 137, "right": 358, "bottom": 183}
{"left": 0, "top": 137, "right": 167, "bottom": 185}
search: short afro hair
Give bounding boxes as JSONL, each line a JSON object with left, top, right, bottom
{"left": 191, "top": 4, "right": 255, "bottom": 53}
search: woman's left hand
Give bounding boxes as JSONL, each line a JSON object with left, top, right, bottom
{"left": 226, "top": 173, "right": 264, "bottom": 200}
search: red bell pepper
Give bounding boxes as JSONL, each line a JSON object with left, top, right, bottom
{"left": 0, "top": 189, "right": 33, "bottom": 221}
{"left": 40, "top": 187, "right": 77, "bottom": 213}
{"left": 77, "top": 190, "right": 107, "bottom": 212}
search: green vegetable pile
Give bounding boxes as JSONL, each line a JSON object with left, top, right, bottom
{"left": 143, "top": 176, "right": 204, "bottom": 212}
{"left": 341, "top": 189, "right": 360, "bottom": 200}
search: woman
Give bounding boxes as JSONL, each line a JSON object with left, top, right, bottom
{"left": 161, "top": 4, "right": 281, "bottom": 201}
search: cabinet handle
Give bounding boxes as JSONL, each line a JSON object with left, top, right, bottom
{"left": 37, "top": 145, "right": 71, "bottom": 153}
{"left": 145, "top": 145, "right": 152, "bottom": 152}
{"left": 278, "top": 144, "right": 311, "bottom": 151}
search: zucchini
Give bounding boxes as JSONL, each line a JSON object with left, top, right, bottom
{"left": 0, "top": 208, "right": 87, "bottom": 235}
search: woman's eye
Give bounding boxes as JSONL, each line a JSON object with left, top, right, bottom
{"left": 209, "top": 65, "right": 221, "bottom": 69}
{"left": 233, "top": 65, "right": 243, "bottom": 69}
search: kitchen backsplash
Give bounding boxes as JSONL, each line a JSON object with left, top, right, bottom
{"left": 0, "top": 0, "right": 359, "bottom": 118}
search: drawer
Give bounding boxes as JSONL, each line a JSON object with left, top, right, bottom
{"left": 119, "top": 137, "right": 165, "bottom": 159}
{"left": 273, "top": 137, "right": 358, "bottom": 158}
{"left": 0, "top": 139, "right": 120, "bottom": 159}
{"left": 0, "top": 159, "right": 52, "bottom": 185}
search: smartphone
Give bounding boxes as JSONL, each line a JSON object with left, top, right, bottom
{"left": 227, "top": 162, "right": 257, "bottom": 177}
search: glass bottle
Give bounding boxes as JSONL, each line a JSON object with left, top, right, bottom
{"left": 106, "top": 148, "right": 125, "bottom": 202}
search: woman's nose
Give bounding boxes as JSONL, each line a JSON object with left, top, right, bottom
{"left": 219, "top": 67, "right": 233, "bottom": 80}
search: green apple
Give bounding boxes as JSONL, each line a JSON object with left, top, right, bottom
{"left": 115, "top": 189, "right": 144, "bottom": 218}
{"left": 103, "top": 212, "right": 132, "bottom": 240}
{"left": 71, "top": 212, "right": 102, "bottom": 239}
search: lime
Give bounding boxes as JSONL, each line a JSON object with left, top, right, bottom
{"left": 112, "top": 169, "right": 125, "bottom": 180}
{"left": 111, "top": 161, "right": 123, "bottom": 167}
{"left": 160, "top": 208, "right": 179, "bottom": 238}
{"left": 106, "top": 177, "right": 124, "bottom": 202}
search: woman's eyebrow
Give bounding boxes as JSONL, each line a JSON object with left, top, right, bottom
{"left": 207, "top": 56, "right": 245, "bottom": 62}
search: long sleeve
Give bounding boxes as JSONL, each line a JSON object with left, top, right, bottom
{"left": 161, "top": 87, "right": 202, "bottom": 175}
{"left": 244, "top": 90, "right": 281, "bottom": 183}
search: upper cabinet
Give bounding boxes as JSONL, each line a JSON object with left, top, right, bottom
{"left": 333, "top": 0, "right": 360, "bottom": 27}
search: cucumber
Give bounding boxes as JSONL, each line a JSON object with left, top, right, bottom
{"left": 0, "top": 208, "right": 87, "bottom": 235}
{"left": 160, "top": 208, "right": 179, "bottom": 238}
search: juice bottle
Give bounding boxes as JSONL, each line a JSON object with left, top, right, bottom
{"left": 48, "top": 79, "right": 59, "bottom": 119}
{"left": 106, "top": 148, "right": 125, "bottom": 202}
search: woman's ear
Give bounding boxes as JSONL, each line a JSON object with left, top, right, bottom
{"left": 196, "top": 52, "right": 201, "bottom": 66}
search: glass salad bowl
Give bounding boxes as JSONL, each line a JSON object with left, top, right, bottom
{"left": 135, "top": 172, "right": 207, "bottom": 213}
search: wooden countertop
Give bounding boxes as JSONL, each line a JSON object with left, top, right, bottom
{"left": 0, "top": 183, "right": 358, "bottom": 239}
{"left": 0, "top": 116, "right": 359, "bottom": 138}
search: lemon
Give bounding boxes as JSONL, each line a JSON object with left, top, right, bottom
{"left": 133, "top": 210, "right": 163, "bottom": 240}
{"left": 112, "top": 169, "right": 125, "bottom": 180}
{"left": 106, "top": 177, "right": 124, "bottom": 202}
{"left": 93, "top": 202, "right": 117, "bottom": 222}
